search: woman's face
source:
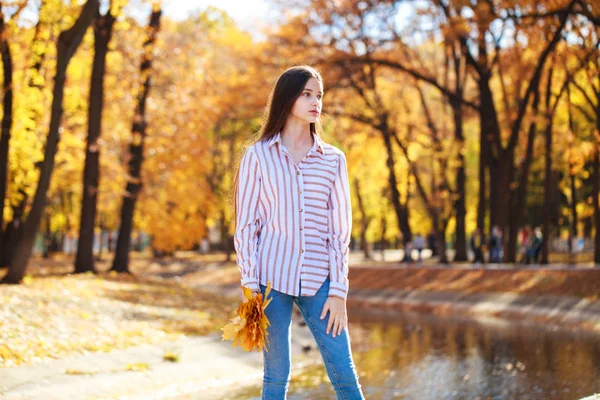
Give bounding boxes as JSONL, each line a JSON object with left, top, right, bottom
{"left": 289, "top": 77, "right": 323, "bottom": 124}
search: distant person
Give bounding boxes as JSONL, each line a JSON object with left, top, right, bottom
{"left": 519, "top": 225, "right": 532, "bottom": 264}
{"left": 413, "top": 233, "right": 425, "bottom": 262}
{"left": 530, "top": 227, "right": 543, "bottom": 263}
{"left": 470, "top": 228, "right": 485, "bottom": 264}
{"left": 489, "top": 225, "right": 503, "bottom": 263}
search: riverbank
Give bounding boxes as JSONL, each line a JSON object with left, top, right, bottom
{"left": 347, "top": 266, "right": 600, "bottom": 334}
{"left": 190, "top": 262, "right": 600, "bottom": 334}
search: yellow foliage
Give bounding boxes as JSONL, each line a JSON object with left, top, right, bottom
{"left": 221, "top": 281, "right": 273, "bottom": 352}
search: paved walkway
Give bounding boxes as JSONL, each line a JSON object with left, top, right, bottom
{"left": 0, "top": 335, "right": 261, "bottom": 399}
{"left": 0, "top": 316, "right": 318, "bottom": 400}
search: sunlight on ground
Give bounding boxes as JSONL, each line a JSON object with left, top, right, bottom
{"left": 0, "top": 271, "right": 237, "bottom": 368}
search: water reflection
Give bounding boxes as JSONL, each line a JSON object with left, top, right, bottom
{"left": 227, "top": 309, "right": 600, "bottom": 399}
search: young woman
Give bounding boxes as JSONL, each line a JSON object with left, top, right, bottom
{"left": 232, "top": 65, "right": 365, "bottom": 399}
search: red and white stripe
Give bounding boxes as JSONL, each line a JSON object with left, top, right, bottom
{"left": 234, "top": 131, "right": 352, "bottom": 300}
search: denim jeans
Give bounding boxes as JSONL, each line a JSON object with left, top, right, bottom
{"left": 258, "top": 275, "right": 365, "bottom": 400}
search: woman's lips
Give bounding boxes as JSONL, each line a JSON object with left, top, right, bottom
{"left": 309, "top": 110, "right": 320, "bottom": 114}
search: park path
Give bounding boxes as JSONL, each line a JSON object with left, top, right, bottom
{"left": 0, "top": 326, "right": 318, "bottom": 400}
{"left": 0, "top": 277, "right": 319, "bottom": 400}
{"left": 0, "top": 334, "right": 261, "bottom": 399}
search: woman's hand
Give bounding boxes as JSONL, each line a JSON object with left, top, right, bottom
{"left": 241, "top": 288, "right": 261, "bottom": 302}
{"left": 320, "top": 296, "right": 347, "bottom": 338}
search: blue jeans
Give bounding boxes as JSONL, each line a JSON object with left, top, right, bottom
{"left": 491, "top": 247, "right": 502, "bottom": 263}
{"left": 258, "top": 275, "right": 364, "bottom": 400}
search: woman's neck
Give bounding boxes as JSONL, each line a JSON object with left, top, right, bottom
{"left": 280, "top": 119, "right": 312, "bottom": 150}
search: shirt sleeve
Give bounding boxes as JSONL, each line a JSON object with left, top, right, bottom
{"left": 233, "top": 147, "right": 262, "bottom": 291}
{"left": 327, "top": 151, "right": 352, "bottom": 300}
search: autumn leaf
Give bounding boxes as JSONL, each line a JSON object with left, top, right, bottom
{"left": 221, "top": 281, "right": 273, "bottom": 352}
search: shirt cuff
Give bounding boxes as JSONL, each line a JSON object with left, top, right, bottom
{"left": 328, "top": 281, "right": 348, "bottom": 300}
{"left": 241, "top": 277, "right": 259, "bottom": 292}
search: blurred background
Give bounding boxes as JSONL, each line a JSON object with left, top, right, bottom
{"left": 0, "top": 0, "right": 599, "bottom": 274}
{"left": 0, "top": 1, "right": 599, "bottom": 399}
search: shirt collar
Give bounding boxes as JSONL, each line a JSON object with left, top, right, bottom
{"left": 267, "top": 131, "right": 325, "bottom": 155}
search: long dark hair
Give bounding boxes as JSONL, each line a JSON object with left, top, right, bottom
{"left": 257, "top": 65, "right": 323, "bottom": 142}
{"left": 229, "top": 65, "right": 324, "bottom": 228}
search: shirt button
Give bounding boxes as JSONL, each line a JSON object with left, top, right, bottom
{"left": 297, "top": 171, "right": 301, "bottom": 175}
{"left": 300, "top": 227, "right": 304, "bottom": 230}
{"left": 300, "top": 249, "right": 304, "bottom": 253}
{"left": 298, "top": 190, "right": 302, "bottom": 194}
{"left": 300, "top": 208, "right": 303, "bottom": 212}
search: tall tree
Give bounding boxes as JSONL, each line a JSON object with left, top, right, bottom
{"left": 470, "top": 2, "right": 574, "bottom": 262}
{"left": 569, "top": 27, "right": 600, "bottom": 264}
{"left": 0, "top": 2, "right": 18, "bottom": 251}
{"left": 354, "top": 177, "right": 373, "bottom": 260}
{"left": 112, "top": 4, "right": 162, "bottom": 273}
{"left": 1, "top": 0, "right": 52, "bottom": 268}
{"left": 75, "top": 1, "right": 120, "bottom": 273}
{"left": 328, "top": 63, "right": 413, "bottom": 247}
{"left": 540, "top": 63, "right": 572, "bottom": 264}
{"left": 2, "top": 0, "right": 99, "bottom": 284}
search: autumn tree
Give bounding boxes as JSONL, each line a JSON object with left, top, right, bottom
{"left": 75, "top": 0, "right": 123, "bottom": 273}
{"left": 568, "top": 25, "right": 600, "bottom": 264}
{"left": 0, "top": 1, "right": 22, "bottom": 252}
{"left": 112, "top": 4, "right": 161, "bottom": 273}
{"left": 2, "top": 0, "right": 98, "bottom": 284}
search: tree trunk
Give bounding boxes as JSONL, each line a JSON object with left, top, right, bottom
{"left": 1, "top": 1, "right": 49, "bottom": 267}
{"left": 497, "top": 149, "right": 515, "bottom": 260}
{"left": 479, "top": 71, "right": 502, "bottom": 232}
{"left": 224, "top": 134, "right": 236, "bottom": 263}
{"left": 75, "top": 8, "right": 116, "bottom": 273}
{"left": 2, "top": 0, "right": 99, "bottom": 284}
{"left": 381, "top": 128, "right": 412, "bottom": 245}
{"left": 541, "top": 119, "right": 554, "bottom": 264}
{"left": 112, "top": 7, "right": 162, "bottom": 273}
{"left": 354, "top": 177, "right": 372, "bottom": 260}
{"left": 1, "top": 195, "right": 24, "bottom": 267}
{"left": 436, "top": 223, "right": 447, "bottom": 264}
{"left": 594, "top": 135, "right": 600, "bottom": 265}
{"left": 380, "top": 215, "right": 387, "bottom": 262}
{"left": 541, "top": 67, "right": 557, "bottom": 265}
{"left": 570, "top": 166, "right": 578, "bottom": 248}
{"left": 477, "top": 111, "right": 487, "bottom": 232}
{"left": 507, "top": 85, "right": 542, "bottom": 263}
{"left": 221, "top": 209, "right": 233, "bottom": 262}
{"left": 451, "top": 99, "right": 467, "bottom": 262}
{"left": 0, "top": 9, "right": 14, "bottom": 247}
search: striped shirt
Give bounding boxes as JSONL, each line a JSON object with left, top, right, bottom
{"left": 233, "top": 131, "right": 352, "bottom": 300}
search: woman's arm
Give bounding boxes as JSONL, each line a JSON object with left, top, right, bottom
{"left": 233, "top": 147, "right": 262, "bottom": 292}
{"left": 327, "top": 151, "right": 352, "bottom": 301}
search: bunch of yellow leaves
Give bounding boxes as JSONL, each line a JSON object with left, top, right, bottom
{"left": 221, "top": 282, "right": 273, "bottom": 352}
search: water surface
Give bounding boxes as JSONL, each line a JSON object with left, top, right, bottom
{"left": 226, "top": 308, "right": 600, "bottom": 399}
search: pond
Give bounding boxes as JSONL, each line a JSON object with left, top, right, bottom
{"left": 225, "top": 308, "right": 600, "bottom": 400}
